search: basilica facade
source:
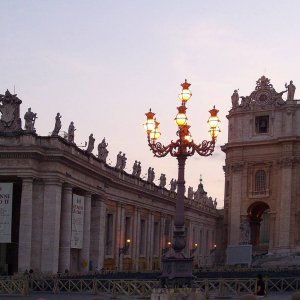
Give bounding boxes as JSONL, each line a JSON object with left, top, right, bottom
{"left": 222, "top": 76, "right": 300, "bottom": 256}
{"left": 0, "top": 90, "right": 220, "bottom": 275}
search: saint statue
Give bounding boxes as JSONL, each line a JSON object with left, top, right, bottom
{"left": 67, "top": 121, "right": 75, "bottom": 143}
{"left": 188, "top": 186, "right": 193, "bottom": 199}
{"left": 147, "top": 167, "right": 155, "bottom": 183}
{"left": 120, "top": 153, "right": 127, "bottom": 171}
{"left": 132, "top": 160, "right": 138, "bottom": 176}
{"left": 136, "top": 161, "right": 142, "bottom": 178}
{"left": 86, "top": 133, "right": 95, "bottom": 154}
{"left": 170, "top": 179, "right": 177, "bottom": 192}
{"left": 52, "top": 113, "right": 62, "bottom": 136}
{"left": 239, "top": 219, "right": 251, "bottom": 245}
{"left": 116, "top": 151, "right": 122, "bottom": 169}
{"left": 159, "top": 173, "right": 166, "bottom": 188}
{"left": 24, "top": 107, "right": 37, "bottom": 132}
{"left": 231, "top": 89, "right": 239, "bottom": 108}
{"left": 97, "top": 138, "right": 109, "bottom": 162}
{"left": 285, "top": 80, "right": 296, "bottom": 101}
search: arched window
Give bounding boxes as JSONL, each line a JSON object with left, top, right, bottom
{"left": 255, "top": 170, "right": 266, "bottom": 192}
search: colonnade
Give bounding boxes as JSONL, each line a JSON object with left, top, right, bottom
{"left": 16, "top": 177, "right": 217, "bottom": 274}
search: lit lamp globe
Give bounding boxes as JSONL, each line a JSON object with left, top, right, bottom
{"left": 207, "top": 106, "right": 220, "bottom": 138}
{"left": 175, "top": 106, "right": 188, "bottom": 126}
{"left": 144, "top": 109, "right": 156, "bottom": 133}
{"left": 150, "top": 124, "right": 161, "bottom": 141}
{"left": 178, "top": 79, "right": 192, "bottom": 102}
{"left": 210, "top": 127, "right": 221, "bottom": 139}
{"left": 184, "top": 132, "right": 193, "bottom": 142}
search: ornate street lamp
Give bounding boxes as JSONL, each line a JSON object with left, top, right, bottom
{"left": 143, "top": 80, "right": 220, "bottom": 287}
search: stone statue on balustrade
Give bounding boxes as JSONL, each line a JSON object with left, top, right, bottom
{"left": 132, "top": 160, "right": 138, "bottom": 176}
{"left": 115, "top": 151, "right": 122, "bottom": 169}
{"left": 67, "top": 121, "right": 75, "bottom": 143}
{"left": 136, "top": 161, "right": 142, "bottom": 178}
{"left": 188, "top": 186, "right": 193, "bottom": 199}
{"left": 159, "top": 173, "right": 166, "bottom": 188}
{"left": 120, "top": 153, "right": 127, "bottom": 171}
{"left": 285, "top": 80, "right": 296, "bottom": 101}
{"left": 24, "top": 107, "right": 37, "bottom": 132}
{"left": 239, "top": 219, "right": 251, "bottom": 245}
{"left": 147, "top": 167, "right": 155, "bottom": 183}
{"left": 52, "top": 113, "right": 62, "bottom": 136}
{"left": 86, "top": 133, "right": 95, "bottom": 154}
{"left": 231, "top": 89, "right": 239, "bottom": 108}
{"left": 170, "top": 178, "right": 177, "bottom": 192}
{"left": 97, "top": 138, "right": 109, "bottom": 162}
{"left": 213, "top": 198, "right": 217, "bottom": 208}
{"left": 0, "top": 90, "right": 22, "bottom": 132}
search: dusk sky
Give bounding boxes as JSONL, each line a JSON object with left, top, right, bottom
{"left": 1, "top": 1, "right": 300, "bottom": 207}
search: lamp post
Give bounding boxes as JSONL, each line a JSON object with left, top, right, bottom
{"left": 118, "top": 239, "right": 131, "bottom": 271}
{"left": 143, "top": 80, "right": 220, "bottom": 287}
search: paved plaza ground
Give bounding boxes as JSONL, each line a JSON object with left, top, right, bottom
{"left": 0, "top": 292, "right": 296, "bottom": 299}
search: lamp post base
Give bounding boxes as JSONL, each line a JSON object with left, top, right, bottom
{"left": 160, "top": 256, "right": 194, "bottom": 288}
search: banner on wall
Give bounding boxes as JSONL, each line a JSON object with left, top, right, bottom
{"left": 71, "top": 194, "right": 84, "bottom": 249}
{"left": 0, "top": 183, "right": 13, "bottom": 243}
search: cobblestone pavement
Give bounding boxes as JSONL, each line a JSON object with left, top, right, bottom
{"left": 0, "top": 292, "right": 296, "bottom": 300}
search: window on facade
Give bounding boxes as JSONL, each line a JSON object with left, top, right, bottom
{"left": 255, "top": 115, "right": 269, "bottom": 134}
{"left": 255, "top": 170, "right": 266, "bottom": 192}
{"left": 105, "top": 213, "right": 113, "bottom": 255}
{"left": 153, "top": 222, "right": 159, "bottom": 256}
{"left": 139, "top": 219, "right": 146, "bottom": 255}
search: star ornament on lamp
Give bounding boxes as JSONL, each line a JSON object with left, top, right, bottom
{"left": 143, "top": 79, "right": 220, "bottom": 288}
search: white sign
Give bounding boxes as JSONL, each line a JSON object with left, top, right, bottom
{"left": 0, "top": 183, "right": 13, "bottom": 243}
{"left": 71, "top": 194, "right": 84, "bottom": 249}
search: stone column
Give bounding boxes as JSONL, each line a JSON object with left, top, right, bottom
{"left": 115, "top": 203, "right": 122, "bottom": 270}
{"left": 147, "top": 212, "right": 154, "bottom": 270}
{"left": 135, "top": 208, "right": 141, "bottom": 271}
{"left": 31, "top": 180, "right": 44, "bottom": 271}
{"left": 90, "top": 196, "right": 106, "bottom": 270}
{"left": 79, "top": 192, "right": 91, "bottom": 272}
{"left": 160, "top": 214, "right": 165, "bottom": 266}
{"left": 132, "top": 206, "right": 138, "bottom": 270}
{"left": 41, "top": 179, "right": 62, "bottom": 273}
{"left": 229, "top": 163, "right": 243, "bottom": 245}
{"left": 58, "top": 184, "right": 73, "bottom": 273}
{"left": 119, "top": 205, "right": 125, "bottom": 271}
{"left": 278, "top": 160, "right": 293, "bottom": 252}
{"left": 18, "top": 177, "right": 33, "bottom": 272}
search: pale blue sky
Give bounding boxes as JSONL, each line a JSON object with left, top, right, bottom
{"left": 1, "top": 1, "right": 300, "bottom": 207}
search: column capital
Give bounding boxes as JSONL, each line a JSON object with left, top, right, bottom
{"left": 22, "top": 177, "right": 34, "bottom": 183}
{"left": 62, "top": 183, "right": 73, "bottom": 191}
{"left": 44, "top": 178, "right": 63, "bottom": 186}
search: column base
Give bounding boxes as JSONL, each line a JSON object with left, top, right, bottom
{"left": 160, "top": 256, "right": 194, "bottom": 288}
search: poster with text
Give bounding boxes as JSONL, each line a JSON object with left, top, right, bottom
{"left": 0, "top": 183, "right": 13, "bottom": 243}
{"left": 71, "top": 194, "right": 84, "bottom": 249}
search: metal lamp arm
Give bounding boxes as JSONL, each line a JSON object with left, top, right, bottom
{"left": 194, "top": 139, "right": 216, "bottom": 157}
{"left": 147, "top": 138, "right": 174, "bottom": 158}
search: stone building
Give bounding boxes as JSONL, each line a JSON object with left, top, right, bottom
{"left": 222, "top": 76, "right": 300, "bottom": 256}
{"left": 0, "top": 90, "right": 220, "bottom": 275}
